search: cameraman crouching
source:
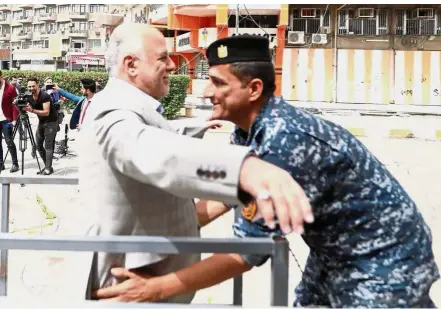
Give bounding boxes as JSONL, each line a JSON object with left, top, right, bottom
{"left": 23, "top": 78, "right": 58, "bottom": 175}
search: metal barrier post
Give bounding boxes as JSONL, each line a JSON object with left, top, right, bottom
{"left": 270, "top": 238, "right": 289, "bottom": 307}
{"left": 232, "top": 207, "right": 243, "bottom": 305}
{"left": 0, "top": 183, "right": 10, "bottom": 296}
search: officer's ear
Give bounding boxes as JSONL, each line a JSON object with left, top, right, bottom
{"left": 248, "top": 78, "right": 264, "bottom": 102}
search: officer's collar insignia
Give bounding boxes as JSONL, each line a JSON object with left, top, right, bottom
{"left": 242, "top": 200, "right": 257, "bottom": 221}
{"left": 217, "top": 45, "right": 228, "bottom": 58}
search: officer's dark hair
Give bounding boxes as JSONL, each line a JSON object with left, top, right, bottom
{"left": 228, "top": 61, "right": 276, "bottom": 99}
{"left": 80, "top": 78, "right": 96, "bottom": 94}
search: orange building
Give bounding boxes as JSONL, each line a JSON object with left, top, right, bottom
{"left": 148, "top": 4, "right": 289, "bottom": 97}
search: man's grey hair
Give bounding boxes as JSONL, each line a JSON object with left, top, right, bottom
{"left": 105, "top": 24, "right": 144, "bottom": 77}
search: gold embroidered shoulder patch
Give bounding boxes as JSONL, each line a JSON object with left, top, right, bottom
{"left": 241, "top": 200, "right": 257, "bottom": 220}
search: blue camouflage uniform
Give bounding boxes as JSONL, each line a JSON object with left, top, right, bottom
{"left": 231, "top": 96, "right": 439, "bottom": 308}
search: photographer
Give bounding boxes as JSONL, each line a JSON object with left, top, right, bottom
{"left": 23, "top": 78, "right": 58, "bottom": 175}
{"left": 0, "top": 71, "right": 19, "bottom": 173}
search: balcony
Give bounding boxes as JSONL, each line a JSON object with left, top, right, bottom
{"left": 94, "top": 13, "right": 124, "bottom": 27}
{"left": 0, "top": 33, "right": 10, "bottom": 41}
{"left": 39, "top": 12, "right": 57, "bottom": 22}
{"left": 228, "top": 4, "right": 280, "bottom": 15}
{"left": 0, "top": 5, "right": 12, "bottom": 12}
{"left": 18, "top": 15, "right": 33, "bottom": 24}
{"left": 68, "top": 29, "right": 88, "bottom": 38}
{"left": 16, "top": 32, "right": 32, "bottom": 40}
{"left": 149, "top": 4, "right": 168, "bottom": 24}
{"left": 18, "top": 4, "right": 34, "bottom": 9}
{"left": 0, "top": 17, "right": 11, "bottom": 25}
{"left": 68, "top": 12, "right": 89, "bottom": 20}
{"left": 173, "top": 4, "right": 216, "bottom": 17}
{"left": 56, "top": 13, "right": 71, "bottom": 23}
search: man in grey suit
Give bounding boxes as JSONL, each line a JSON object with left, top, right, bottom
{"left": 78, "top": 23, "right": 313, "bottom": 303}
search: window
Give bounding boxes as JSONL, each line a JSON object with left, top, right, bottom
{"left": 23, "top": 25, "right": 32, "bottom": 33}
{"left": 395, "top": 9, "right": 441, "bottom": 35}
{"left": 47, "top": 7, "right": 56, "bottom": 15}
{"left": 46, "top": 23, "right": 56, "bottom": 33}
{"left": 228, "top": 14, "right": 278, "bottom": 29}
{"left": 88, "top": 39, "right": 101, "bottom": 49}
{"left": 194, "top": 54, "right": 209, "bottom": 79}
{"left": 72, "top": 5, "right": 87, "bottom": 14}
{"left": 12, "top": 26, "right": 21, "bottom": 35}
{"left": 22, "top": 41, "right": 32, "bottom": 49}
{"left": 90, "top": 5, "right": 106, "bottom": 13}
{"left": 58, "top": 5, "right": 70, "bottom": 14}
{"left": 290, "top": 8, "right": 330, "bottom": 34}
{"left": 88, "top": 21, "right": 95, "bottom": 30}
{"left": 34, "top": 8, "right": 45, "bottom": 16}
{"left": 33, "top": 24, "right": 44, "bottom": 32}
{"left": 338, "top": 8, "right": 388, "bottom": 35}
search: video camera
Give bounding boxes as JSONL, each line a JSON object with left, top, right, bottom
{"left": 14, "top": 90, "right": 35, "bottom": 109}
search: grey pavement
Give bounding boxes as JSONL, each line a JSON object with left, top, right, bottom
{"left": 0, "top": 112, "right": 439, "bottom": 306}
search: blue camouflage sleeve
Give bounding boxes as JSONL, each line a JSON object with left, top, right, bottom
{"left": 233, "top": 215, "right": 284, "bottom": 267}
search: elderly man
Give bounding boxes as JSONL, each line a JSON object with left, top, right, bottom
{"left": 95, "top": 35, "right": 439, "bottom": 308}
{"left": 78, "top": 24, "right": 313, "bottom": 303}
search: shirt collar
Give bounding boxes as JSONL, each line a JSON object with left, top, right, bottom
{"left": 232, "top": 96, "right": 276, "bottom": 147}
{"left": 106, "top": 77, "right": 163, "bottom": 113}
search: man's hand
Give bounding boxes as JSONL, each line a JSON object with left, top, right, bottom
{"left": 11, "top": 121, "right": 16, "bottom": 127}
{"left": 93, "top": 268, "right": 161, "bottom": 302}
{"left": 22, "top": 104, "right": 33, "bottom": 113}
{"left": 53, "top": 84, "right": 60, "bottom": 92}
{"left": 239, "top": 156, "right": 314, "bottom": 235}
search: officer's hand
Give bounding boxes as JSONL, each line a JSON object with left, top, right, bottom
{"left": 11, "top": 121, "right": 16, "bottom": 127}
{"left": 205, "top": 120, "right": 223, "bottom": 130}
{"left": 239, "top": 156, "right": 314, "bottom": 234}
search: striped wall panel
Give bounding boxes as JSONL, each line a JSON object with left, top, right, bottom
{"left": 337, "top": 49, "right": 394, "bottom": 104}
{"left": 281, "top": 48, "right": 334, "bottom": 102}
{"left": 395, "top": 51, "right": 441, "bottom": 105}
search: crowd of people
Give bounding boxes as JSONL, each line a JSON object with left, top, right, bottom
{"left": 0, "top": 74, "right": 102, "bottom": 175}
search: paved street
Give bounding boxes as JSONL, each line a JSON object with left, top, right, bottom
{"left": 0, "top": 112, "right": 439, "bottom": 306}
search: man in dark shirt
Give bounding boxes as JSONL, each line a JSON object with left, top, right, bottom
{"left": 23, "top": 78, "right": 58, "bottom": 175}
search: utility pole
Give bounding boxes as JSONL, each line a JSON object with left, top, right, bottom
{"left": 235, "top": 5, "right": 239, "bottom": 35}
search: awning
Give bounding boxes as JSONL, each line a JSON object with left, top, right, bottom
{"left": 13, "top": 53, "right": 53, "bottom": 61}
{"left": 67, "top": 54, "right": 105, "bottom": 65}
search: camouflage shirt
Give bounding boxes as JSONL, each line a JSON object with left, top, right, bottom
{"left": 231, "top": 96, "right": 439, "bottom": 308}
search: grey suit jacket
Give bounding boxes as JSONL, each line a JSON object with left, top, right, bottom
{"left": 77, "top": 78, "right": 249, "bottom": 303}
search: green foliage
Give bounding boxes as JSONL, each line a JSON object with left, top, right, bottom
{"left": 0, "top": 70, "right": 189, "bottom": 119}
{"left": 160, "top": 75, "right": 190, "bottom": 120}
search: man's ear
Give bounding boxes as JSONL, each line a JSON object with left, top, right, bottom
{"left": 123, "top": 55, "right": 138, "bottom": 77}
{"left": 248, "top": 78, "right": 264, "bottom": 102}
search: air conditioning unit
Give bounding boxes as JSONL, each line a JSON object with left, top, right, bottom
{"left": 413, "top": 8, "right": 434, "bottom": 18}
{"left": 300, "top": 8, "right": 316, "bottom": 18}
{"left": 357, "top": 8, "right": 374, "bottom": 18}
{"left": 287, "top": 31, "right": 305, "bottom": 44}
{"left": 311, "top": 34, "right": 327, "bottom": 44}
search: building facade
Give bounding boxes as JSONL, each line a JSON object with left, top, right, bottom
{"left": 148, "top": 4, "right": 286, "bottom": 96}
{"left": 0, "top": 4, "right": 132, "bottom": 72}
{"left": 153, "top": 4, "right": 441, "bottom": 105}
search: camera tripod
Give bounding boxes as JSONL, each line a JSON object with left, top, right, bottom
{"left": 54, "top": 124, "right": 76, "bottom": 160}
{"left": 1, "top": 111, "right": 42, "bottom": 176}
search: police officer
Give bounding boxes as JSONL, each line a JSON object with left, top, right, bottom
{"left": 93, "top": 34, "right": 440, "bottom": 307}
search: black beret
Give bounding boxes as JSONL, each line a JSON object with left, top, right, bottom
{"left": 205, "top": 34, "right": 272, "bottom": 66}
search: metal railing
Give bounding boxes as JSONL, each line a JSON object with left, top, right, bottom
{"left": 0, "top": 176, "right": 289, "bottom": 307}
